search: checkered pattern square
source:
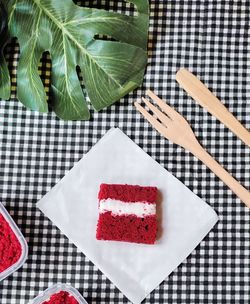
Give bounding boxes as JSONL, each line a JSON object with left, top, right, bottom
{"left": 0, "top": 0, "right": 249, "bottom": 303}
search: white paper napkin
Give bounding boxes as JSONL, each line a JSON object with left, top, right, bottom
{"left": 37, "top": 128, "right": 218, "bottom": 304}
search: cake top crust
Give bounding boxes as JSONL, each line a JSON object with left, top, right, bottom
{"left": 98, "top": 184, "right": 157, "bottom": 204}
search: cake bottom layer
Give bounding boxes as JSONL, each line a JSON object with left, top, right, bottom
{"left": 96, "top": 212, "right": 157, "bottom": 244}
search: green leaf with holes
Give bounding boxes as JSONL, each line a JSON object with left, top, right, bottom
{"left": 0, "top": 0, "right": 149, "bottom": 120}
{"left": 0, "top": 0, "right": 10, "bottom": 100}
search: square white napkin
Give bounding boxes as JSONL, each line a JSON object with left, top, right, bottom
{"left": 37, "top": 128, "right": 218, "bottom": 304}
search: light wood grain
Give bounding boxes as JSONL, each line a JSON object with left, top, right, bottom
{"left": 176, "top": 68, "right": 250, "bottom": 147}
{"left": 135, "top": 90, "right": 250, "bottom": 209}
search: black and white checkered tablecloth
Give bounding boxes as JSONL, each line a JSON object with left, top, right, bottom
{"left": 0, "top": 0, "right": 250, "bottom": 303}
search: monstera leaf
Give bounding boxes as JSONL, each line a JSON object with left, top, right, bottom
{"left": 0, "top": 0, "right": 149, "bottom": 120}
{"left": 0, "top": 0, "right": 10, "bottom": 100}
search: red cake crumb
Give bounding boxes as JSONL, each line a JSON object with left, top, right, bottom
{"left": 42, "top": 291, "right": 78, "bottom": 304}
{"left": 0, "top": 213, "right": 22, "bottom": 273}
{"left": 96, "top": 184, "right": 158, "bottom": 244}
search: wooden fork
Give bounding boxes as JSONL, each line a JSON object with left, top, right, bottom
{"left": 135, "top": 90, "right": 250, "bottom": 209}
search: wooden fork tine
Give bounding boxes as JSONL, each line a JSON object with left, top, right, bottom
{"left": 142, "top": 97, "right": 171, "bottom": 126}
{"left": 147, "top": 89, "right": 179, "bottom": 119}
{"left": 134, "top": 102, "right": 167, "bottom": 137}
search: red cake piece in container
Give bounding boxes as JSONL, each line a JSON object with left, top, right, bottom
{"left": 96, "top": 184, "right": 158, "bottom": 244}
{"left": 31, "top": 284, "right": 87, "bottom": 304}
{"left": 0, "top": 213, "right": 22, "bottom": 273}
{"left": 0, "top": 202, "right": 28, "bottom": 282}
{"left": 42, "top": 291, "right": 78, "bottom": 304}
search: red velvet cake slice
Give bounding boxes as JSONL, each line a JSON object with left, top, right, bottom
{"left": 96, "top": 184, "right": 158, "bottom": 244}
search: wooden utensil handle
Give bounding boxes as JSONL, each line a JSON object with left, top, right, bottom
{"left": 192, "top": 144, "right": 250, "bottom": 208}
{"left": 199, "top": 93, "right": 250, "bottom": 147}
{"left": 176, "top": 69, "right": 250, "bottom": 147}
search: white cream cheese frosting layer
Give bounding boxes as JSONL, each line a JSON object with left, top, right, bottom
{"left": 99, "top": 199, "right": 156, "bottom": 217}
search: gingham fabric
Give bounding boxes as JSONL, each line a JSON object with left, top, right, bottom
{"left": 0, "top": 0, "right": 249, "bottom": 303}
